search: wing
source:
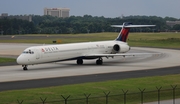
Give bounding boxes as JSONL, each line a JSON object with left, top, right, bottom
{"left": 84, "top": 53, "right": 161, "bottom": 57}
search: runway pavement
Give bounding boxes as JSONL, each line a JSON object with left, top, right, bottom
{"left": 0, "top": 43, "right": 180, "bottom": 91}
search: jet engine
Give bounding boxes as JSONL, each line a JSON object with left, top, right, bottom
{"left": 112, "top": 44, "right": 120, "bottom": 53}
{"left": 111, "top": 43, "right": 130, "bottom": 53}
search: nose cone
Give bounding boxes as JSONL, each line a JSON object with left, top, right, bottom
{"left": 16, "top": 55, "right": 25, "bottom": 65}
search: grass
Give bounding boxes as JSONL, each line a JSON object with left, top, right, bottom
{"left": 0, "top": 74, "right": 180, "bottom": 104}
{"left": 1, "top": 32, "right": 180, "bottom": 48}
{"left": 0, "top": 57, "right": 16, "bottom": 63}
{"left": 128, "top": 32, "right": 180, "bottom": 48}
{"left": 0, "top": 32, "right": 117, "bottom": 44}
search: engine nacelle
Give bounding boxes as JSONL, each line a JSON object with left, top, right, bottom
{"left": 112, "top": 44, "right": 130, "bottom": 53}
{"left": 112, "top": 44, "right": 120, "bottom": 53}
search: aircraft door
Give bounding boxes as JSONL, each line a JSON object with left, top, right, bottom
{"left": 35, "top": 48, "right": 41, "bottom": 59}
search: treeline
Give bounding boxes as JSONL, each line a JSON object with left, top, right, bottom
{"left": 0, "top": 18, "right": 36, "bottom": 35}
{"left": 0, "top": 15, "right": 180, "bottom": 35}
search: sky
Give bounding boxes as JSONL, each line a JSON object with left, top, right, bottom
{"left": 0, "top": 0, "right": 180, "bottom": 19}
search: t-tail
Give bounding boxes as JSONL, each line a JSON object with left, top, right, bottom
{"left": 111, "top": 22, "right": 155, "bottom": 42}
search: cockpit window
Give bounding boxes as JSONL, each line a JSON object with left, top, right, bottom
{"left": 22, "top": 50, "right": 34, "bottom": 54}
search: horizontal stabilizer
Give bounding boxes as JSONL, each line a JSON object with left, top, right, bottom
{"left": 111, "top": 25, "right": 156, "bottom": 28}
{"left": 113, "top": 22, "right": 156, "bottom": 42}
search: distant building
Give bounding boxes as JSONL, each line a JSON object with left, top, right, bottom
{"left": 44, "top": 8, "right": 70, "bottom": 18}
{"left": 166, "top": 21, "right": 180, "bottom": 27}
{"left": 0, "top": 13, "right": 32, "bottom": 22}
{"left": 1, "top": 13, "right": 8, "bottom": 17}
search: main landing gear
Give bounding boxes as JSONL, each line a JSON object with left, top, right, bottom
{"left": 22, "top": 65, "right": 28, "bottom": 70}
{"left": 96, "top": 58, "right": 103, "bottom": 65}
{"left": 76, "top": 58, "right": 103, "bottom": 65}
{"left": 77, "top": 59, "right": 83, "bottom": 65}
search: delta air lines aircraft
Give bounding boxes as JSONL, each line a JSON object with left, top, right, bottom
{"left": 17, "top": 22, "right": 155, "bottom": 70}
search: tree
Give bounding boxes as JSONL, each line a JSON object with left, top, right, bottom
{"left": 173, "top": 24, "right": 180, "bottom": 31}
{"left": 1, "top": 15, "right": 178, "bottom": 35}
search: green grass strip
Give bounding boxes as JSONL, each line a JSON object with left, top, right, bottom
{"left": 1, "top": 32, "right": 180, "bottom": 48}
{"left": 0, "top": 74, "right": 180, "bottom": 104}
{"left": 0, "top": 57, "right": 16, "bottom": 63}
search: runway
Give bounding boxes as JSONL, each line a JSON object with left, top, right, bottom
{"left": 0, "top": 43, "right": 180, "bottom": 91}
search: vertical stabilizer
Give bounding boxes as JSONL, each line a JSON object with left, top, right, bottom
{"left": 116, "top": 22, "right": 132, "bottom": 42}
{"left": 111, "top": 22, "right": 155, "bottom": 42}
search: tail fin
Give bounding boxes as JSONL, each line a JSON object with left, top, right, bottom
{"left": 111, "top": 22, "right": 155, "bottom": 42}
{"left": 116, "top": 22, "right": 132, "bottom": 42}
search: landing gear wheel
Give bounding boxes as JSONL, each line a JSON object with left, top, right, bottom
{"left": 22, "top": 65, "right": 28, "bottom": 70}
{"left": 96, "top": 58, "right": 103, "bottom": 65}
{"left": 77, "top": 59, "right": 83, "bottom": 65}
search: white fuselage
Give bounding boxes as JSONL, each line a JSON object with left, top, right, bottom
{"left": 17, "top": 40, "right": 130, "bottom": 65}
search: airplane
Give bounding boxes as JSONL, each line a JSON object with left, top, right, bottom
{"left": 17, "top": 22, "right": 155, "bottom": 70}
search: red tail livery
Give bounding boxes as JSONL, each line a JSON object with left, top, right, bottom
{"left": 111, "top": 22, "right": 155, "bottom": 42}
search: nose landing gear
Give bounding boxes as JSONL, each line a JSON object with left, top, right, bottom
{"left": 22, "top": 65, "right": 28, "bottom": 70}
